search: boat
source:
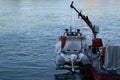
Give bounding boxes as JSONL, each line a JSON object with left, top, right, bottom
{"left": 55, "top": 1, "right": 120, "bottom": 80}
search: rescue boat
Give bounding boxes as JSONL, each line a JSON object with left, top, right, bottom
{"left": 55, "top": 1, "right": 120, "bottom": 80}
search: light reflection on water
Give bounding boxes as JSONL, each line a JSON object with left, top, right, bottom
{"left": 0, "top": 0, "right": 120, "bottom": 80}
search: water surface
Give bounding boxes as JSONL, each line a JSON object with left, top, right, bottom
{"left": 0, "top": 0, "right": 120, "bottom": 80}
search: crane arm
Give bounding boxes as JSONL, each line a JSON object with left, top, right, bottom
{"left": 70, "top": 1, "right": 97, "bottom": 38}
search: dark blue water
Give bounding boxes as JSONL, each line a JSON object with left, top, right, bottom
{"left": 0, "top": 0, "right": 120, "bottom": 80}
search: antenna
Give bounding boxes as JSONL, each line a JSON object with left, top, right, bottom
{"left": 70, "top": 6, "right": 73, "bottom": 32}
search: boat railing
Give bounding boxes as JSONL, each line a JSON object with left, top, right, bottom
{"left": 59, "top": 36, "right": 86, "bottom": 41}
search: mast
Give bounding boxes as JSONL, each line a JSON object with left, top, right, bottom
{"left": 70, "top": 1, "right": 97, "bottom": 38}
